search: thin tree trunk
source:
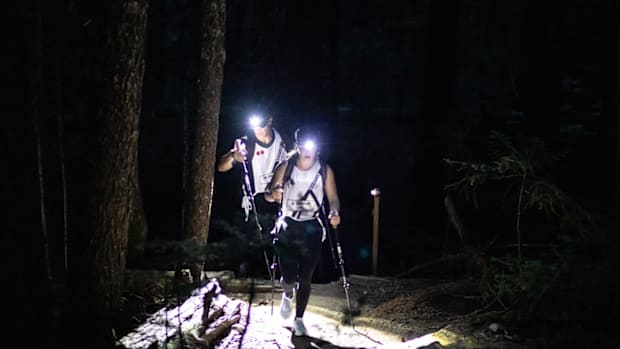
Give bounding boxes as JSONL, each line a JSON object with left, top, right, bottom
{"left": 31, "top": 0, "right": 52, "bottom": 283}
{"left": 183, "top": 0, "right": 226, "bottom": 284}
{"left": 88, "top": 0, "right": 147, "bottom": 320}
{"left": 182, "top": 89, "right": 190, "bottom": 232}
{"left": 616, "top": 0, "right": 620, "bottom": 235}
{"left": 55, "top": 61, "right": 69, "bottom": 274}
{"left": 34, "top": 94, "right": 52, "bottom": 283}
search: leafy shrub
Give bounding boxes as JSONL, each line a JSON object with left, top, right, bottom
{"left": 444, "top": 131, "right": 600, "bottom": 315}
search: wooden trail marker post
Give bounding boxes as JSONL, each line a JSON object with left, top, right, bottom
{"left": 371, "top": 187, "right": 381, "bottom": 275}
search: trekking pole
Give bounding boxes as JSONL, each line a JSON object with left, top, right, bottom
{"left": 270, "top": 233, "right": 279, "bottom": 316}
{"left": 319, "top": 204, "right": 338, "bottom": 270}
{"left": 330, "top": 224, "right": 384, "bottom": 344}
{"left": 325, "top": 220, "right": 338, "bottom": 270}
{"left": 267, "top": 182, "right": 287, "bottom": 316}
{"left": 330, "top": 225, "right": 353, "bottom": 326}
{"left": 240, "top": 159, "right": 274, "bottom": 282}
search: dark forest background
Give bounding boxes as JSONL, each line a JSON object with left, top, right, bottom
{"left": 3, "top": 0, "right": 620, "bottom": 346}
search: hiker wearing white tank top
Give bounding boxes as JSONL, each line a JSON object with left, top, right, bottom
{"left": 217, "top": 114, "right": 288, "bottom": 226}
{"left": 265, "top": 127, "right": 341, "bottom": 336}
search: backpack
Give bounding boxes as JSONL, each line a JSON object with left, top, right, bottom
{"left": 278, "top": 157, "right": 334, "bottom": 249}
{"left": 280, "top": 155, "right": 329, "bottom": 222}
{"left": 282, "top": 154, "right": 327, "bottom": 189}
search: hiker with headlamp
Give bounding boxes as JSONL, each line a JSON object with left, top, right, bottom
{"left": 216, "top": 114, "right": 288, "bottom": 278}
{"left": 265, "top": 127, "right": 341, "bottom": 336}
{"left": 217, "top": 114, "right": 287, "bottom": 220}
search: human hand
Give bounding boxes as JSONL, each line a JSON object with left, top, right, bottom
{"left": 328, "top": 210, "right": 340, "bottom": 228}
{"left": 232, "top": 139, "right": 247, "bottom": 162}
{"left": 329, "top": 215, "right": 340, "bottom": 228}
{"left": 270, "top": 183, "right": 284, "bottom": 193}
{"left": 265, "top": 183, "right": 283, "bottom": 203}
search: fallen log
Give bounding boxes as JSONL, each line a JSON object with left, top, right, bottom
{"left": 195, "top": 307, "right": 224, "bottom": 337}
{"left": 186, "top": 300, "right": 243, "bottom": 348}
{"left": 117, "top": 278, "right": 231, "bottom": 349}
{"left": 200, "top": 314, "right": 241, "bottom": 348}
{"left": 201, "top": 285, "right": 218, "bottom": 324}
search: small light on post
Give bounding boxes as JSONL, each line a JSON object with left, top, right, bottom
{"left": 370, "top": 187, "right": 381, "bottom": 275}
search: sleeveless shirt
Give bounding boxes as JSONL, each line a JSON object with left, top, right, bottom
{"left": 281, "top": 160, "right": 324, "bottom": 222}
{"left": 250, "top": 128, "right": 287, "bottom": 194}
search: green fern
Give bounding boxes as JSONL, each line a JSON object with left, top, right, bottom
{"left": 444, "top": 131, "right": 595, "bottom": 314}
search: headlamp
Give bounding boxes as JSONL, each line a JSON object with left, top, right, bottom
{"left": 249, "top": 114, "right": 268, "bottom": 129}
{"left": 301, "top": 139, "right": 316, "bottom": 151}
{"left": 294, "top": 128, "right": 320, "bottom": 154}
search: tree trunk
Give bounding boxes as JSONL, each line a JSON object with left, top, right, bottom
{"left": 616, "top": 0, "right": 620, "bottom": 234}
{"left": 127, "top": 159, "right": 148, "bottom": 266}
{"left": 183, "top": 0, "right": 226, "bottom": 284}
{"left": 55, "top": 61, "right": 69, "bottom": 275}
{"left": 30, "top": 0, "right": 52, "bottom": 283}
{"left": 88, "top": 0, "right": 147, "bottom": 319}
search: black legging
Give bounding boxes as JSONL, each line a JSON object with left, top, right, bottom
{"left": 254, "top": 193, "right": 280, "bottom": 234}
{"left": 276, "top": 217, "right": 323, "bottom": 318}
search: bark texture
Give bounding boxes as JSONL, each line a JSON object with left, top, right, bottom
{"left": 183, "top": 0, "right": 226, "bottom": 283}
{"left": 89, "top": 0, "right": 147, "bottom": 314}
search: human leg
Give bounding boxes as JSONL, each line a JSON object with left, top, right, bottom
{"left": 294, "top": 220, "right": 323, "bottom": 319}
{"left": 276, "top": 219, "right": 302, "bottom": 319}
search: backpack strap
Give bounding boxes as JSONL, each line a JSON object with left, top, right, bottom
{"left": 282, "top": 156, "right": 326, "bottom": 187}
{"left": 282, "top": 158, "right": 327, "bottom": 215}
{"left": 274, "top": 159, "right": 329, "bottom": 234}
{"left": 282, "top": 155, "right": 298, "bottom": 186}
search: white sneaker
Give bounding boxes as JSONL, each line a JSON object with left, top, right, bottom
{"left": 293, "top": 317, "right": 308, "bottom": 336}
{"left": 279, "top": 292, "right": 293, "bottom": 319}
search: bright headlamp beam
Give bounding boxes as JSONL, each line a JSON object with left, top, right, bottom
{"left": 302, "top": 140, "right": 316, "bottom": 151}
{"left": 249, "top": 114, "right": 264, "bottom": 129}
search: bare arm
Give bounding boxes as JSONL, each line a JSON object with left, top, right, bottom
{"left": 324, "top": 165, "right": 341, "bottom": 228}
{"left": 216, "top": 139, "right": 246, "bottom": 172}
{"left": 264, "top": 161, "right": 287, "bottom": 203}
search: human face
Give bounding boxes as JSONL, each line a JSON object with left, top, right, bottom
{"left": 298, "top": 139, "right": 318, "bottom": 161}
{"left": 253, "top": 116, "right": 272, "bottom": 136}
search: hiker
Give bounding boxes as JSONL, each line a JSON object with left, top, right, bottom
{"left": 265, "top": 127, "right": 341, "bottom": 336}
{"left": 217, "top": 113, "right": 288, "bottom": 228}
{"left": 217, "top": 113, "right": 288, "bottom": 277}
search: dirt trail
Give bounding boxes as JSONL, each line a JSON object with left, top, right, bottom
{"left": 220, "top": 274, "right": 526, "bottom": 349}
{"left": 120, "top": 270, "right": 529, "bottom": 348}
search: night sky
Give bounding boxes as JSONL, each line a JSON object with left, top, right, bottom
{"left": 4, "top": 0, "right": 618, "bottom": 282}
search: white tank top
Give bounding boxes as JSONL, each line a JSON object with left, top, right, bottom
{"left": 251, "top": 129, "right": 287, "bottom": 194}
{"left": 281, "top": 160, "right": 324, "bottom": 222}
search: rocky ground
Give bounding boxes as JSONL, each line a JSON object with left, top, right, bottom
{"left": 119, "top": 271, "right": 541, "bottom": 348}
{"left": 120, "top": 263, "right": 620, "bottom": 349}
{"left": 223, "top": 275, "right": 528, "bottom": 349}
